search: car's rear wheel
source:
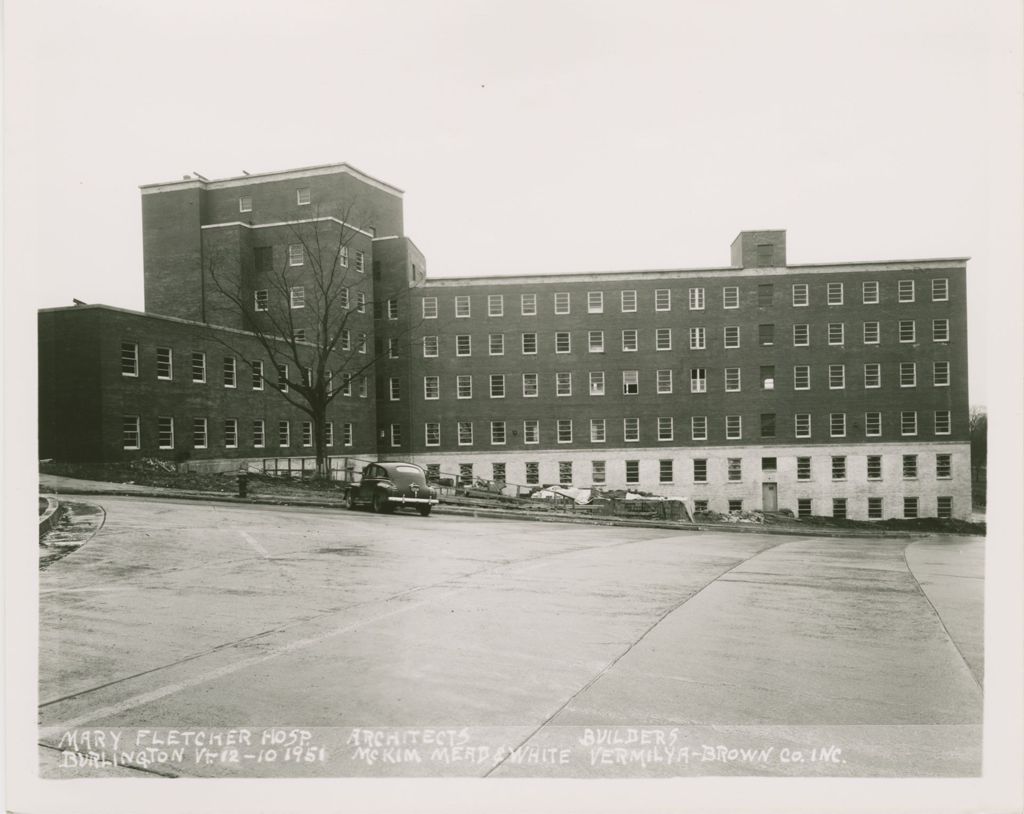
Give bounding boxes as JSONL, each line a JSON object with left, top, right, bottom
{"left": 418, "top": 505, "right": 432, "bottom": 517}
{"left": 345, "top": 491, "right": 357, "bottom": 510}
{"left": 372, "top": 493, "right": 391, "bottom": 514}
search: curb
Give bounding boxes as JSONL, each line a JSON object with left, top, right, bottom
{"left": 38, "top": 497, "right": 65, "bottom": 539}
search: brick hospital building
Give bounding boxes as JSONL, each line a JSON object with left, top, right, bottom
{"left": 38, "top": 163, "right": 971, "bottom": 519}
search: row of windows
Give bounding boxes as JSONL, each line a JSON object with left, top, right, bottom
{"left": 392, "top": 411, "right": 954, "bottom": 447}
{"left": 418, "top": 320, "right": 953, "bottom": 357}
{"left": 121, "top": 416, "right": 355, "bottom": 451}
{"left": 253, "top": 243, "right": 366, "bottom": 273}
{"left": 399, "top": 362, "right": 953, "bottom": 401}
{"left": 421, "top": 278, "right": 952, "bottom": 319}
{"left": 238, "top": 187, "right": 315, "bottom": 212}
{"left": 253, "top": 285, "right": 369, "bottom": 313}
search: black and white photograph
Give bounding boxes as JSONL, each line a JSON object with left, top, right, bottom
{"left": 5, "top": 1, "right": 1022, "bottom": 812}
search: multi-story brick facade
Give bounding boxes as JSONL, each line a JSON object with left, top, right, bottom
{"left": 38, "top": 165, "right": 971, "bottom": 519}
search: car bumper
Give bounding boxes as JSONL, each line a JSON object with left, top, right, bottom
{"left": 387, "top": 496, "right": 439, "bottom": 505}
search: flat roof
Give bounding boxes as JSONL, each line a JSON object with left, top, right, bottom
{"left": 140, "top": 162, "right": 404, "bottom": 197}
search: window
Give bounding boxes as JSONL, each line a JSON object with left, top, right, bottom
{"left": 492, "top": 463, "right": 506, "bottom": 482}
{"left": 798, "top": 498, "right": 812, "bottom": 518}
{"left": 868, "top": 497, "right": 883, "bottom": 519}
{"left": 156, "top": 416, "right": 175, "bottom": 449}
{"left": 251, "top": 360, "right": 264, "bottom": 390}
{"left": 904, "top": 497, "right": 919, "bottom": 519}
{"left": 189, "top": 352, "right": 206, "bottom": 384}
{"left": 621, "top": 330, "right": 638, "bottom": 351}
{"left": 863, "top": 321, "right": 880, "bottom": 344}
{"left": 457, "top": 421, "right": 473, "bottom": 445}
{"left": 722, "top": 286, "right": 739, "bottom": 309}
{"left": 932, "top": 319, "right": 950, "bottom": 343}
{"left": 725, "top": 367, "right": 741, "bottom": 392}
{"left": 623, "top": 460, "right": 639, "bottom": 484}
{"left": 727, "top": 458, "right": 742, "bottom": 481}
{"left": 325, "top": 423, "right": 334, "bottom": 447}
{"left": 793, "top": 365, "right": 810, "bottom": 390}
{"left": 301, "top": 421, "right": 313, "bottom": 448}
{"left": 794, "top": 413, "right": 811, "bottom": 438}
{"left": 423, "top": 336, "right": 439, "bottom": 357}
{"left": 726, "top": 415, "right": 742, "bottom": 440}
{"left": 554, "top": 292, "right": 571, "bottom": 314}
{"left": 587, "top": 291, "right": 604, "bottom": 313}
{"left": 593, "top": 460, "right": 607, "bottom": 484}
{"left": 490, "top": 374, "right": 506, "bottom": 398}
{"left": 865, "top": 412, "right": 882, "bottom": 437}
{"left": 357, "top": 293, "right": 366, "bottom": 313}
{"left": 278, "top": 420, "right": 290, "bottom": 447}
{"left": 343, "top": 422, "right": 353, "bottom": 445}
{"left": 488, "top": 294, "right": 504, "bottom": 317}
{"left": 288, "top": 244, "right": 304, "bottom": 267}
{"left": 761, "top": 457, "right": 778, "bottom": 473}
{"left": 457, "top": 375, "right": 473, "bottom": 399}
{"left": 757, "top": 284, "right": 774, "bottom": 306}
{"left": 656, "top": 369, "right": 673, "bottom": 394}
{"left": 792, "top": 324, "right": 809, "bottom": 346}
{"left": 792, "top": 283, "right": 809, "bottom": 306}
{"left": 694, "top": 499, "right": 709, "bottom": 513}
{"left": 760, "top": 413, "right": 776, "bottom": 438}
{"left": 832, "top": 456, "right": 846, "bottom": 480}
{"left": 491, "top": 421, "right": 507, "bottom": 445}
{"left": 689, "top": 327, "right": 705, "bottom": 350}
{"left": 656, "top": 328, "right": 672, "bottom": 351}
{"left": 288, "top": 286, "right": 305, "bottom": 309}
{"left": 296, "top": 187, "right": 311, "bottom": 205}
{"left": 933, "top": 361, "right": 950, "bottom": 386}
{"left": 522, "top": 372, "right": 538, "bottom": 397}
{"left": 293, "top": 329, "right": 306, "bottom": 342}
{"left": 797, "top": 457, "right": 811, "bottom": 480}
{"left": 862, "top": 280, "right": 879, "bottom": 304}
{"left": 523, "top": 420, "right": 539, "bottom": 444}
{"left": 557, "top": 419, "right": 573, "bottom": 443}
{"left": 252, "top": 419, "right": 265, "bottom": 448}
{"left": 728, "top": 500, "right": 743, "bottom": 513}
{"left": 830, "top": 413, "right": 846, "bottom": 438}
{"left": 724, "top": 326, "right": 740, "bottom": 348}
{"left": 864, "top": 363, "right": 881, "bottom": 388}
{"left": 456, "top": 335, "right": 471, "bottom": 356}
{"left": 932, "top": 278, "right": 949, "bottom": 301}
{"left": 898, "top": 279, "right": 915, "bottom": 303}
{"left": 357, "top": 332, "right": 367, "bottom": 354}
{"left": 389, "top": 424, "right": 402, "bottom": 447}
{"left": 521, "top": 293, "right": 537, "bottom": 315}
{"left": 489, "top": 333, "right": 505, "bottom": 355}
{"left": 340, "top": 374, "right": 351, "bottom": 397}
{"left": 559, "top": 461, "right": 574, "bottom": 485}
{"left": 422, "top": 297, "right": 438, "bottom": 319}
{"left": 555, "top": 332, "right": 571, "bottom": 353}
{"left": 359, "top": 376, "right": 368, "bottom": 398}
{"left": 239, "top": 195, "right": 252, "bottom": 213}
{"left": 758, "top": 324, "right": 774, "bottom": 346}
{"left": 622, "top": 370, "right": 638, "bottom": 395}
{"left": 386, "top": 298, "right": 398, "bottom": 320}
{"left": 522, "top": 333, "right": 538, "bottom": 354}
{"left": 937, "top": 496, "right": 952, "bottom": 519}
{"left": 525, "top": 461, "right": 540, "bottom": 484}
{"left": 655, "top": 289, "right": 671, "bottom": 311}
{"left": 590, "top": 418, "right": 606, "bottom": 443}
{"left": 827, "top": 282, "right": 844, "bottom": 305}
{"left": 253, "top": 289, "right": 269, "bottom": 312}
{"left": 355, "top": 251, "right": 365, "bottom": 273}
{"left": 760, "top": 365, "right": 775, "bottom": 390}
{"left": 693, "top": 459, "right": 708, "bottom": 483}
{"left": 935, "top": 410, "right": 951, "bottom": 435}
{"left": 867, "top": 455, "right": 882, "bottom": 480}
{"left": 833, "top": 498, "right": 847, "bottom": 519}
{"left": 828, "top": 323, "right": 845, "bottom": 345}
{"left": 900, "top": 362, "right": 917, "bottom": 387}
{"left": 689, "top": 287, "right": 705, "bottom": 310}
{"left": 590, "top": 372, "right": 605, "bottom": 395}
{"left": 901, "top": 411, "right": 918, "bottom": 436}
{"left": 829, "top": 364, "right": 845, "bottom": 389}
{"left": 122, "top": 416, "right": 140, "bottom": 450}
{"left": 691, "top": 416, "right": 708, "bottom": 441}
{"left": 337, "top": 245, "right": 349, "bottom": 268}
{"left": 423, "top": 376, "right": 439, "bottom": 400}
{"left": 690, "top": 368, "right": 707, "bottom": 393}
{"left": 276, "top": 363, "right": 288, "bottom": 392}
{"left": 156, "top": 347, "right": 173, "bottom": 380}
{"left": 657, "top": 417, "right": 673, "bottom": 441}
{"left": 455, "top": 296, "right": 471, "bottom": 318}
{"left": 459, "top": 463, "right": 474, "bottom": 485}
{"left": 555, "top": 372, "right": 572, "bottom": 396}
{"left": 588, "top": 331, "right": 605, "bottom": 353}
{"left": 222, "top": 356, "right": 236, "bottom": 388}
{"left": 621, "top": 290, "right": 637, "bottom": 312}
{"left": 425, "top": 423, "right": 440, "bottom": 447}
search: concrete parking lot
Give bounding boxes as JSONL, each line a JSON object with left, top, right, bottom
{"left": 38, "top": 496, "right": 983, "bottom": 777}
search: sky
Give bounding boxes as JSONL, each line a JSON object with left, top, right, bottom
{"left": 7, "top": 0, "right": 1019, "bottom": 407}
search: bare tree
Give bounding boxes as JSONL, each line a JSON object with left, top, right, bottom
{"left": 969, "top": 405, "right": 987, "bottom": 478}
{"left": 206, "top": 207, "right": 421, "bottom": 478}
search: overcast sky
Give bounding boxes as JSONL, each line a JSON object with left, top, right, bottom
{"left": 8, "top": 0, "right": 1019, "bottom": 406}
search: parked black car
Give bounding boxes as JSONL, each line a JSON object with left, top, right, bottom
{"left": 344, "top": 462, "right": 438, "bottom": 516}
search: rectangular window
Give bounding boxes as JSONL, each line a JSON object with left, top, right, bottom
{"left": 336, "top": 245, "right": 349, "bottom": 268}
{"left": 522, "top": 372, "right": 538, "bottom": 397}
{"left": 456, "top": 335, "right": 471, "bottom": 356}
{"left": 357, "top": 332, "right": 367, "bottom": 354}
{"left": 656, "top": 369, "right": 673, "bottom": 394}
{"left": 590, "top": 418, "right": 607, "bottom": 443}
{"left": 624, "top": 461, "right": 639, "bottom": 484}
{"left": 794, "top": 413, "right": 811, "bottom": 438}
{"left": 239, "top": 195, "right": 252, "bottom": 213}
{"left": 587, "top": 291, "right": 604, "bottom": 313}
{"left": 762, "top": 457, "right": 777, "bottom": 472}
{"left": 556, "top": 372, "right": 572, "bottom": 396}
{"left": 221, "top": 356, "right": 236, "bottom": 388}
{"left": 422, "top": 297, "right": 438, "bottom": 319}
{"left": 455, "top": 296, "right": 471, "bottom": 318}
{"left": 523, "top": 420, "right": 539, "bottom": 444}
{"left": 156, "top": 347, "right": 172, "bottom": 380}
{"left": 797, "top": 457, "right": 811, "bottom": 480}
{"left": 457, "top": 421, "right": 473, "bottom": 446}
{"left": 295, "top": 187, "right": 311, "bottom": 205}
{"left": 863, "top": 280, "right": 880, "bottom": 304}
{"left": 592, "top": 460, "right": 607, "bottom": 484}
{"left": 621, "top": 329, "right": 638, "bottom": 351}
{"left": 792, "top": 323, "right": 809, "bottom": 346}
{"left": 863, "top": 321, "right": 880, "bottom": 344}
{"left": 555, "top": 332, "right": 571, "bottom": 353}
{"left": 490, "top": 421, "right": 507, "bottom": 445}
{"left": 722, "top": 286, "right": 739, "bottom": 309}
{"left": 690, "top": 368, "right": 707, "bottom": 393}
{"left": 389, "top": 424, "right": 402, "bottom": 447}
{"left": 901, "top": 411, "right": 918, "bottom": 436}
{"left": 865, "top": 412, "right": 882, "bottom": 437}
{"left": 489, "top": 374, "right": 506, "bottom": 398}
{"left": 833, "top": 498, "right": 847, "bottom": 519}
{"left": 656, "top": 328, "right": 672, "bottom": 351}
{"left": 385, "top": 298, "right": 398, "bottom": 320}
{"left": 340, "top": 287, "right": 351, "bottom": 310}
{"left": 423, "top": 376, "right": 439, "bottom": 400}
{"left": 864, "top": 363, "right": 881, "bottom": 389}
{"left": 557, "top": 419, "right": 573, "bottom": 443}
{"left": 590, "top": 371, "right": 605, "bottom": 396}
{"left": 355, "top": 251, "right": 365, "bottom": 273}
{"left": 287, "top": 286, "right": 305, "bottom": 310}
{"left": 900, "top": 362, "right": 917, "bottom": 387}
{"left": 689, "top": 327, "right": 706, "bottom": 350}
{"left": 694, "top": 499, "right": 709, "bottom": 513}
{"left": 457, "top": 375, "right": 472, "bottom": 399}
{"left": 689, "top": 287, "right": 705, "bottom": 310}
{"left": 937, "top": 496, "right": 952, "bottom": 519}
{"left": 898, "top": 279, "right": 915, "bottom": 303}
{"left": 727, "top": 457, "right": 742, "bottom": 481}
{"left": 278, "top": 420, "right": 290, "bottom": 447}
{"left": 867, "top": 497, "right": 883, "bottom": 519}
{"left": 932, "top": 278, "right": 949, "bottom": 301}
{"left": 190, "top": 352, "right": 206, "bottom": 383}
{"left": 521, "top": 293, "right": 537, "bottom": 316}
{"left": 253, "top": 289, "right": 269, "bottom": 312}
{"left": 459, "top": 463, "right": 474, "bottom": 485}
{"left": 293, "top": 329, "right": 306, "bottom": 343}
{"left": 758, "top": 324, "right": 774, "bottom": 345}
{"left": 899, "top": 320, "right": 916, "bottom": 344}
{"left": 757, "top": 284, "right": 774, "bottom": 306}
{"left": 488, "top": 294, "right": 504, "bottom": 317}
{"left": 830, "top": 413, "right": 846, "bottom": 438}
{"left": 904, "top": 497, "right": 919, "bottom": 519}
{"left": 827, "top": 282, "right": 844, "bottom": 305}
{"left": 621, "top": 370, "right": 638, "bottom": 395}
{"left": 792, "top": 283, "right": 809, "bottom": 306}
{"left": 828, "top": 323, "right": 845, "bottom": 345}
{"left": 657, "top": 417, "right": 673, "bottom": 441}
{"left": 425, "top": 423, "right": 441, "bottom": 447}
{"left": 522, "top": 333, "right": 538, "bottom": 354}
{"left": 693, "top": 459, "right": 708, "bottom": 483}
{"left": 691, "top": 416, "right": 708, "bottom": 441}
{"left": 423, "top": 336, "right": 439, "bottom": 357}
{"left": 525, "top": 461, "right": 540, "bottom": 484}
{"left": 620, "top": 290, "right": 637, "bottom": 312}
{"left": 288, "top": 244, "right": 304, "bottom": 267}
{"left": 325, "top": 422, "right": 334, "bottom": 447}
{"left": 655, "top": 288, "right": 671, "bottom": 311}
{"left": 252, "top": 419, "right": 265, "bottom": 448}
{"left": 936, "top": 453, "right": 952, "bottom": 479}
{"left": 867, "top": 455, "right": 882, "bottom": 480}
{"left": 301, "top": 421, "right": 313, "bottom": 448}
{"left": 251, "top": 360, "right": 264, "bottom": 390}
{"left": 935, "top": 410, "right": 952, "bottom": 435}
{"left": 728, "top": 499, "right": 743, "bottom": 513}
{"left": 933, "top": 361, "right": 951, "bottom": 386}
{"left": 343, "top": 422, "right": 353, "bottom": 445}
{"left": 829, "top": 364, "right": 845, "bottom": 389}
{"left": 726, "top": 415, "right": 742, "bottom": 440}
{"left": 832, "top": 456, "right": 847, "bottom": 480}
{"left": 793, "top": 365, "right": 810, "bottom": 390}
{"left": 723, "top": 326, "right": 740, "bottom": 348}
{"left": 761, "top": 365, "right": 775, "bottom": 390}
{"left": 725, "top": 367, "right": 741, "bottom": 392}
{"left": 933, "top": 319, "right": 950, "bottom": 343}
{"left": 554, "top": 292, "right": 570, "bottom": 314}
{"left": 277, "top": 363, "right": 288, "bottom": 392}
{"left": 798, "top": 498, "right": 812, "bottom": 518}
{"left": 492, "top": 463, "right": 506, "bottom": 482}
{"left": 489, "top": 333, "right": 505, "bottom": 355}
{"left": 761, "top": 413, "right": 776, "bottom": 438}
{"left": 588, "top": 331, "right": 605, "bottom": 353}
{"left": 122, "top": 416, "right": 140, "bottom": 450}
{"left": 559, "top": 461, "right": 574, "bottom": 485}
